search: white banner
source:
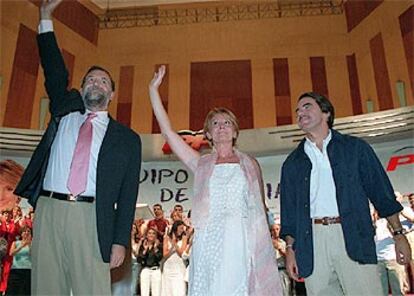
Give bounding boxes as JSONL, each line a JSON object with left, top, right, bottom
{"left": 2, "top": 138, "right": 413, "bottom": 218}
{"left": 138, "top": 138, "right": 414, "bottom": 217}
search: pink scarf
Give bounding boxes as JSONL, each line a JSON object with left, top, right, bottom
{"left": 192, "top": 149, "right": 282, "bottom": 295}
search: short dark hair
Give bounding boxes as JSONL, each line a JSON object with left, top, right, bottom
{"left": 81, "top": 65, "right": 115, "bottom": 91}
{"left": 153, "top": 203, "right": 162, "bottom": 209}
{"left": 298, "top": 92, "right": 335, "bottom": 128}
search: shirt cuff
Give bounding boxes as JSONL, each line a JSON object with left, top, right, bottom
{"left": 38, "top": 20, "right": 54, "bottom": 34}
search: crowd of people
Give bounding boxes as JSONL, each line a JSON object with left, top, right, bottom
{"left": 374, "top": 192, "right": 414, "bottom": 295}
{"left": 132, "top": 202, "right": 274, "bottom": 296}
{"left": 2, "top": 197, "right": 414, "bottom": 296}
{"left": 130, "top": 204, "right": 191, "bottom": 296}
{"left": 130, "top": 194, "right": 414, "bottom": 296}
{"left": 0, "top": 205, "right": 33, "bottom": 296}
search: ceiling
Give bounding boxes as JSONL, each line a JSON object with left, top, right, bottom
{"left": 89, "top": 0, "right": 335, "bottom": 10}
{"left": 90, "top": 0, "right": 223, "bottom": 10}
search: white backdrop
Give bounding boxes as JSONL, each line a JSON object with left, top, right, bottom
{"left": 138, "top": 138, "right": 414, "bottom": 216}
{"left": 3, "top": 137, "right": 413, "bottom": 217}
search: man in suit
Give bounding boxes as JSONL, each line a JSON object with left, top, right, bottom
{"left": 14, "top": 0, "right": 142, "bottom": 294}
{"left": 280, "top": 92, "right": 411, "bottom": 295}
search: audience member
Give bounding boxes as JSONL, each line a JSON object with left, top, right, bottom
{"left": 182, "top": 226, "right": 194, "bottom": 288}
{"left": 173, "top": 205, "right": 184, "bottom": 216}
{"left": 0, "top": 160, "right": 24, "bottom": 212}
{"left": 137, "top": 228, "right": 162, "bottom": 296}
{"left": 161, "top": 221, "right": 188, "bottom": 296}
{"left": 401, "top": 193, "right": 414, "bottom": 290}
{"left": 0, "top": 209, "right": 20, "bottom": 294}
{"left": 131, "top": 221, "right": 144, "bottom": 296}
{"left": 148, "top": 204, "right": 169, "bottom": 242}
{"left": 6, "top": 226, "right": 32, "bottom": 296}
{"left": 374, "top": 210, "right": 408, "bottom": 295}
{"left": 408, "top": 193, "right": 414, "bottom": 276}
{"left": 272, "top": 223, "right": 291, "bottom": 296}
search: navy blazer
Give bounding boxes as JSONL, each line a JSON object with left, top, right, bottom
{"left": 15, "top": 32, "right": 142, "bottom": 263}
{"left": 280, "top": 129, "right": 402, "bottom": 277}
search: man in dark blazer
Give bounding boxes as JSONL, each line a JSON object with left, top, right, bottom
{"left": 14, "top": 0, "right": 141, "bottom": 294}
{"left": 280, "top": 92, "right": 410, "bottom": 295}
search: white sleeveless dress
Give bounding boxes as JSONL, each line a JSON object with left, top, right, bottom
{"left": 161, "top": 240, "right": 186, "bottom": 296}
{"left": 189, "top": 163, "right": 250, "bottom": 296}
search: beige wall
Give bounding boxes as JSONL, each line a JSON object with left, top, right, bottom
{"left": 98, "top": 14, "right": 351, "bottom": 132}
{"left": 348, "top": 1, "right": 414, "bottom": 112}
{"left": 1, "top": 0, "right": 412, "bottom": 132}
{"left": 1, "top": 0, "right": 99, "bottom": 129}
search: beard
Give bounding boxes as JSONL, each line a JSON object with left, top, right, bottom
{"left": 82, "top": 87, "right": 110, "bottom": 110}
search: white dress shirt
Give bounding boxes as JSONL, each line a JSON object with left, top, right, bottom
{"left": 304, "top": 130, "right": 339, "bottom": 218}
{"left": 43, "top": 111, "right": 109, "bottom": 196}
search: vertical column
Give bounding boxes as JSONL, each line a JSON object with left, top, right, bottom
{"left": 3, "top": 24, "right": 39, "bottom": 128}
{"left": 399, "top": 5, "right": 414, "bottom": 99}
{"left": 347, "top": 54, "right": 363, "bottom": 115}
{"left": 273, "top": 58, "right": 292, "bottom": 126}
{"left": 370, "top": 33, "right": 393, "bottom": 110}
{"left": 310, "top": 56, "right": 329, "bottom": 98}
{"left": 117, "top": 65, "right": 135, "bottom": 127}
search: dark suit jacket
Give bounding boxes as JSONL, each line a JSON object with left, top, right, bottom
{"left": 14, "top": 32, "right": 142, "bottom": 263}
{"left": 280, "top": 129, "right": 401, "bottom": 277}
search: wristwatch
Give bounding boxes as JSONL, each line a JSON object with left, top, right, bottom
{"left": 392, "top": 228, "right": 405, "bottom": 236}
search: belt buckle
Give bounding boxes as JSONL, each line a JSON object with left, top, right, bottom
{"left": 322, "top": 217, "right": 330, "bottom": 225}
{"left": 68, "top": 194, "right": 78, "bottom": 201}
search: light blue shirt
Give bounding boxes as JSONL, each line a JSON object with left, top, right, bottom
{"left": 12, "top": 240, "right": 31, "bottom": 269}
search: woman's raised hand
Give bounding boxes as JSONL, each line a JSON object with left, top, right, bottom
{"left": 149, "top": 65, "right": 166, "bottom": 90}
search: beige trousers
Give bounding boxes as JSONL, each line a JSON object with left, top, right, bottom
{"left": 305, "top": 223, "right": 384, "bottom": 296}
{"left": 31, "top": 196, "right": 111, "bottom": 295}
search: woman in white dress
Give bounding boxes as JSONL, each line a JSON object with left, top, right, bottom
{"left": 149, "top": 66, "right": 282, "bottom": 296}
{"left": 161, "top": 220, "right": 188, "bottom": 296}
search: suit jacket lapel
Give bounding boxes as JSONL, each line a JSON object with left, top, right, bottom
{"left": 99, "top": 117, "right": 122, "bottom": 159}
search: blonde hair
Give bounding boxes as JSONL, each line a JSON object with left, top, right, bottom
{"left": 203, "top": 107, "right": 239, "bottom": 146}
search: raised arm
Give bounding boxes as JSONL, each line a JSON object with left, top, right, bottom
{"left": 38, "top": 0, "right": 67, "bottom": 89}
{"left": 149, "top": 66, "right": 200, "bottom": 172}
{"left": 38, "top": 0, "right": 84, "bottom": 116}
{"left": 40, "top": 0, "right": 63, "bottom": 20}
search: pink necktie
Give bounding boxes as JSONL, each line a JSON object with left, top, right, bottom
{"left": 67, "top": 113, "right": 97, "bottom": 197}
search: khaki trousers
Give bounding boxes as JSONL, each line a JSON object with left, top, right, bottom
{"left": 31, "top": 196, "right": 111, "bottom": 295}
{"left": 305, "top": 223, "right": 384, "bottom": 296}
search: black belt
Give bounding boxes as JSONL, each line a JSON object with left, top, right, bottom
{"left": 314, "top": 216, "right": 341, "bottom": 225}
{"left": 41, "top": 190, "right": 95, "bottom": 203}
